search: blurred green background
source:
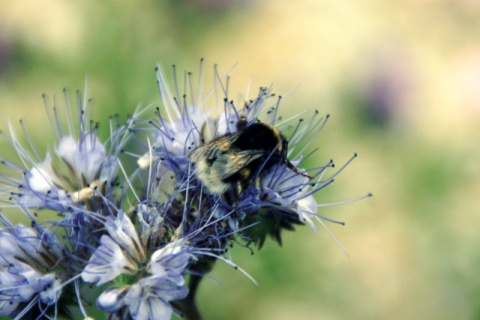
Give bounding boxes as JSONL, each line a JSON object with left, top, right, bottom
{"left": 1, "top": 1, "right": 479, "bottom": 319}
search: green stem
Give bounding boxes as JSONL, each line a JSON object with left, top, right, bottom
{"left": 174, "top": 274, "right": 204, "bottom": 320}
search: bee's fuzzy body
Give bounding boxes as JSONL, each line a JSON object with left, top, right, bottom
{"left": 189, "top": 122, "right": 287, "bottom": 194}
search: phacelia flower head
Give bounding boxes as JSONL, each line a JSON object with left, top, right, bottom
{"left": 0, "top": 61, "right": 368, "bottom": 320}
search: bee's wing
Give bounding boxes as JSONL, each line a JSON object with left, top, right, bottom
{"left": 188, "top": 144, "right": 209, "bottom": 163}
{"left": 197, "top": 150, "right": 265, "bottom": 186}
{"left": 189, "top": 132, "right": 266, "bottom": 179}
{"left": 188, "top": 133, "right": 239, "bottom": 163}
{"left": 220, "top": 150, "right": 265, "bottom": 176}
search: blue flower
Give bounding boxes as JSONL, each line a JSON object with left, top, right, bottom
{"left": 81, "top": 234, "right": 139, "bottom": 286}
{"left": 20, "top": 133, "right": 118, "bottom": 208}
{"left": 95, "top": 240, "right": 193, "bottom": 320}
{"left": 0, "top": 90, "right": 135, "bottom": 212}
{"left": 0, "top": 222, "right": 65, "bottom": 317}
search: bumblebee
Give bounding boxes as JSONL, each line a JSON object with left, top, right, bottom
{"left": 188, "top": 120, "right": 291, "bottom": 195}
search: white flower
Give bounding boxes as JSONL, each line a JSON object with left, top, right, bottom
{"left": 0, "top": 225, "right": 64, "bottom": 316}
{"left": 96, "top": 240, "right": 192, "bottom": 320}
{"left": 104, "top": 211, "right": 146, "bottom": 263}
{"left": 124, "top": 277, "right": 188, "bottom": 320}
{"left": 19, "top": 134, "right": 118, "bottom": 209}
{"left": 81, "top": 235, "right": 138, "bottom": 286}
{"left": 149, "top": 240, "right": 193, "bottom": 285}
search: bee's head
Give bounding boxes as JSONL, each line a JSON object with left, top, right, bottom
{"left": 236, "top": 115, "right": 248, "bottom": 130}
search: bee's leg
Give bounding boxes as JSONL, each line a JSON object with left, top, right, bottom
{"left": 223, "top": 187, "right": 240, "bottom": 206}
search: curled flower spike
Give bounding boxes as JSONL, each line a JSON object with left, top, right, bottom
{"left": 0, "top": 61, "right": 369, "bottom": 320}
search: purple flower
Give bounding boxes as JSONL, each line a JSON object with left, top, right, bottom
{"left": 0, "top": 223, "right": 65, "bottom": 317}
{"left": 19, "top": 133, "right": 118, "bottom": 209}
{"left": 96, "top": 240, "right": 193, "bottom": 320}
{"left": 81, "top": 234, "right": 138, "bottom": 286}
{"left": 0, "top": 91, "right": 134, "bottom": 212}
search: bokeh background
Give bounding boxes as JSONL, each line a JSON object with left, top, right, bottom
{"left": 1, "top": 1, "right": 479, "bottom": 319}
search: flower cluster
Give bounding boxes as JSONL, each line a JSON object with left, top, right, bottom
{"left": 0, "top": 62, "right": 366, "bottom": 319}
